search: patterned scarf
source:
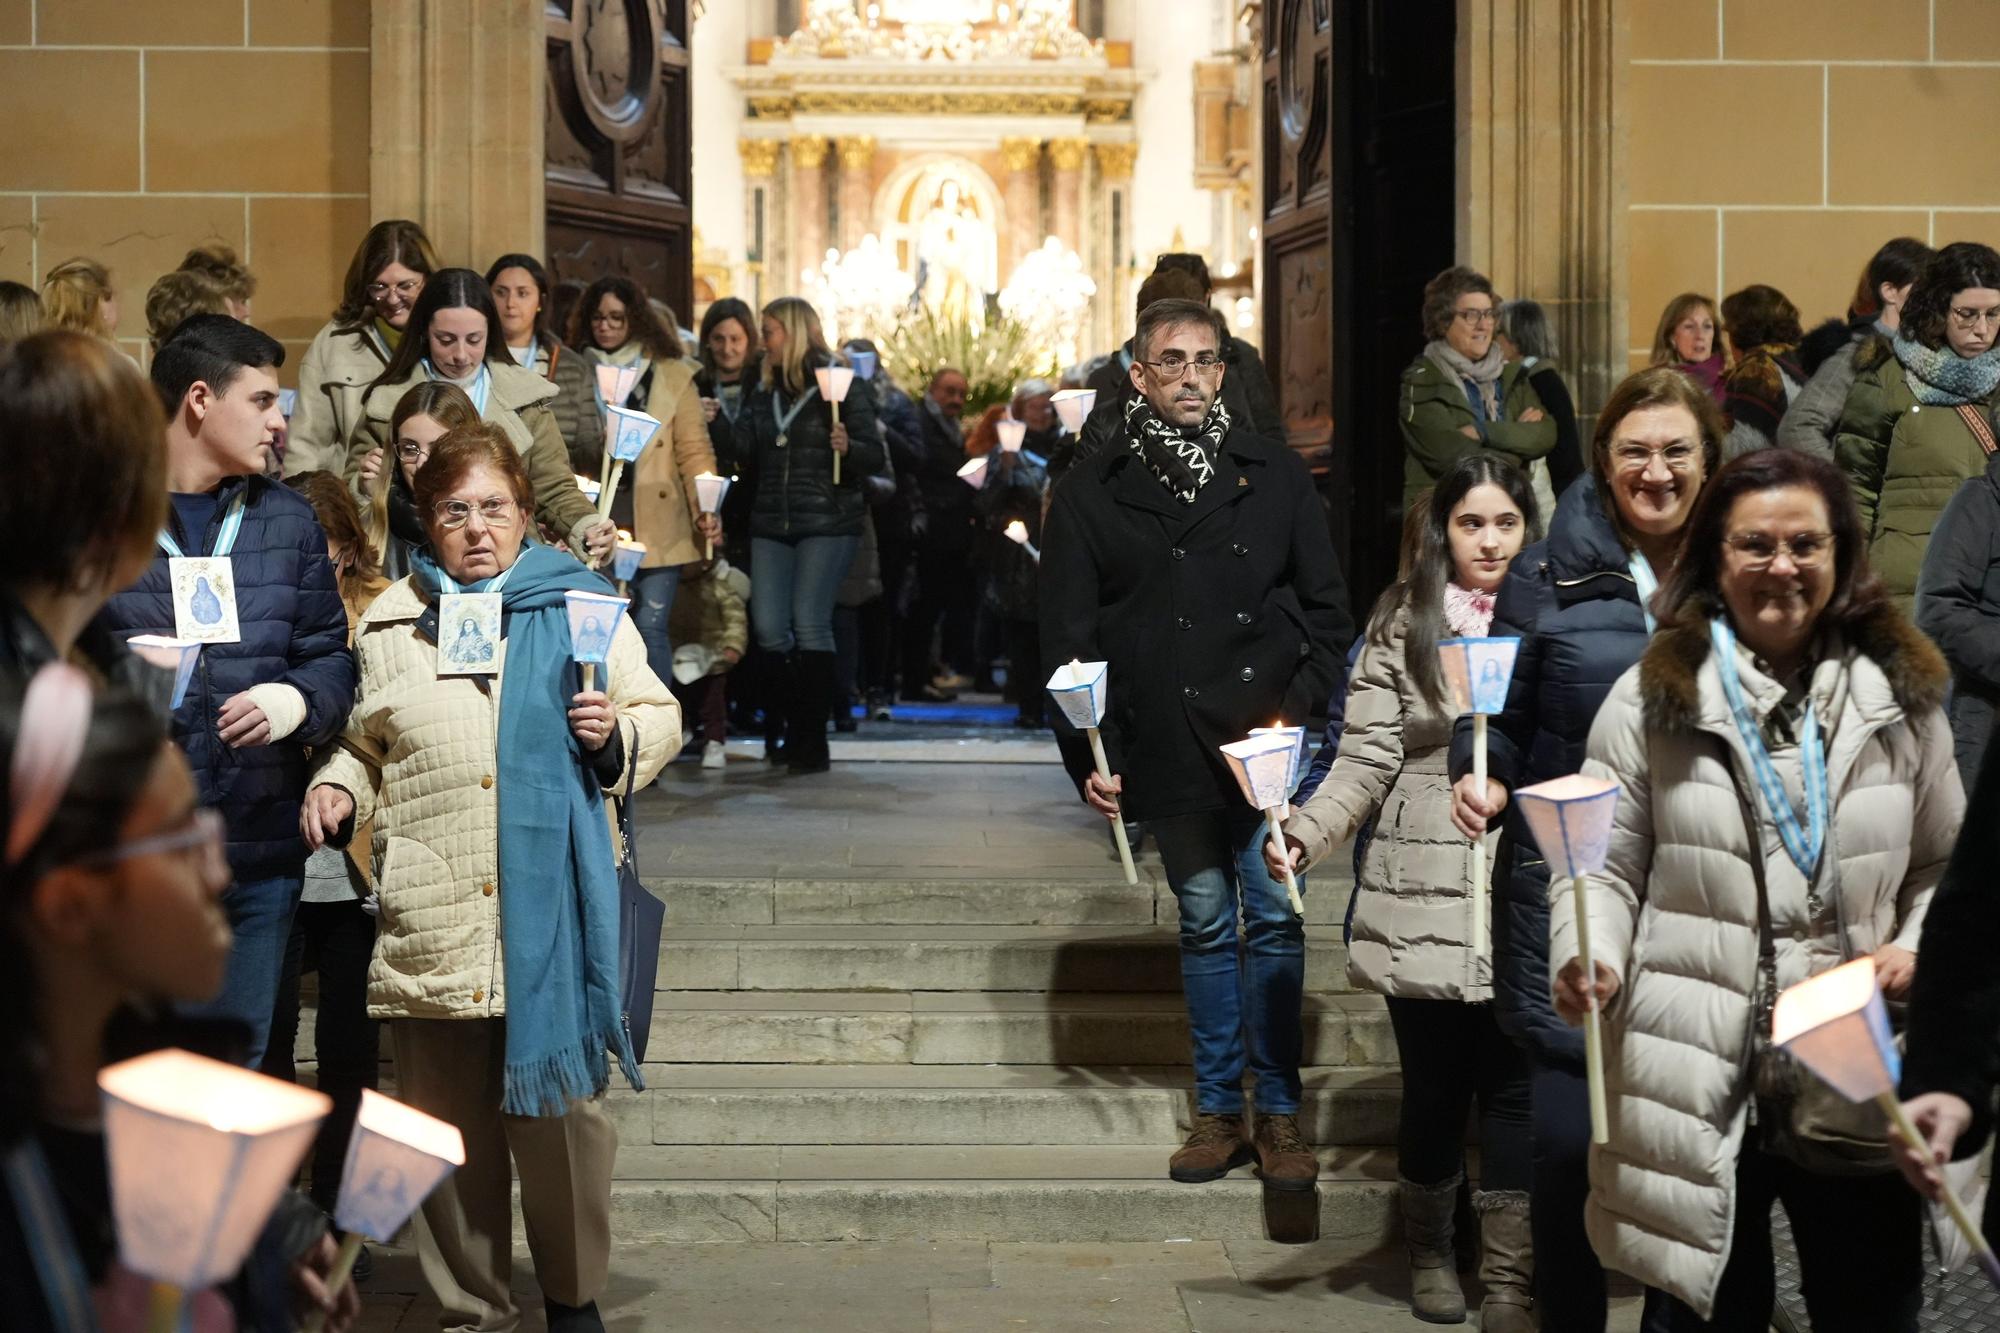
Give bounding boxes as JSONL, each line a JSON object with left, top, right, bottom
{"left": 1124, "top": 393, "right": 1230, "bottom": 504}
{"left": 1892, "top": 330, "right": 2000, "bottom": 406}
{"left": 1425, "top": 339, "right": 1506, "bottom": 421}
{"left": 1443, "top": 582, "right": 1497, "bottom": 637}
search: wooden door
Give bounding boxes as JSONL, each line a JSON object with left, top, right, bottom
{"left": 544, "top": 0, "right": 694, "bottom": 326}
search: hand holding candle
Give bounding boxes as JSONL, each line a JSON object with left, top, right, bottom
{"left": 1046, "top": 660, "right": 1137, "bottom": 885}
{"left": 599, "top": 406, "right": 661, "bottom": 521}
{"left": 1220, "top": 732, "right": 1308, "bottom": 916}
{"left": 1516, "top": 773, "right": 1620, "bottom": 1145}
{"left": 694, "top": 471, "right": 731, "bottom": 559}
{"left": 1438, "top": 636, "right": 1521, "bottom": 963}
{"left": 815, "top": 365, "right": 855, "bottom": 484}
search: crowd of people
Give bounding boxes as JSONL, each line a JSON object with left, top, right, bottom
{"left": 4, "top": 215, "right": 2000, "bottom": 1333}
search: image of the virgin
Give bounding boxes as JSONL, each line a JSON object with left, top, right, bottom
{"left": 190, "top": 575, "right": 224, "bottom": 625}
{"left": 354, "top": 1165, "right": 410, "bottom": 1227}
{"left": 575, "top": 615, "right": 610, "bottom": 661}
{"left": 1476, "top": 656, "right": 1505, "bottom": 711}
{"left": 451, "top": 615, "right": 493, "bottom": 664}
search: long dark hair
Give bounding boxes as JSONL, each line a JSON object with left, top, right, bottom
{"left": 568, "top": 275, "right": 681, "bottom": 361}
{"left": 366, "top": 268, "right": 510, "bottom": 398}
{"left": 1654, "top": 448, "right": 1886, "bottom": 634}
{"left": 1900, "top": 242, "right": 2000, "bottom": 351}
{"left": 483, "top": 252, "right": 556, "bottom": 344}
{"left": 1851, "top": 237, "right": 1934, "bottom": 322}
{"left": 1367, "top": 454, "right": 1541, "bottom": 710}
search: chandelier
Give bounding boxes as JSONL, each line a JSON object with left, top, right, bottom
{"left": 998, "top": 237, "right": 1098, "bottom": 370}
{"left": 801, "top": 234, "right": 917, "bottom": 346}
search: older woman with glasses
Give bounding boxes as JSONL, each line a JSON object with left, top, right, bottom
{"left": 1401, "top": 266, "right": 1557, "bottom": 515}
{"left": 302, "top": 424, "right": 677, "bottom": 1333}
{"left": 1555, "top": 448, "right": 1959, "bottom": 1331}
{"left": 1835, "top": 240, "right": 2000, "bottom": 610}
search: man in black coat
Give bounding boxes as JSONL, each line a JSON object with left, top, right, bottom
{"left": 98, "top": 315, "right": 355, "bottom": 1068}
{"left": 900, "top": 367, "right": 977, "bottom": 701}
{"left": 1040, "top": 297, "right": 1352, "bottom": 1191}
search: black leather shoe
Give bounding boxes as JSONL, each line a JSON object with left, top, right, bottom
{"left": 545, "top": 1298, "right": 607, "bottom": 1333}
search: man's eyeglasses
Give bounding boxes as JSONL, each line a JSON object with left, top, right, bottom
{"left": 434, "top": 498, "right": 519, "bottom": 530}
{"left": 1611, "top": 442, "right": 1699, "bottom": 473}
{"left": 1137, "top": 352, "right": 1224, "bottom": 382}
{"left": 366, "top": 278, "right": 422, "bottom": 301}
{"left": 1725, "top": 531, "right": 1833, "bottom": 570}
{"left": 76, "top": 809, "right": 227, "bottom": 880}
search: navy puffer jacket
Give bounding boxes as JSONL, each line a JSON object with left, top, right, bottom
{"left": 98, "top": 476, "right": 356, "bottom": 880}
{"left": 1449, "top": 476, "right": 1649, "bottom": 1068}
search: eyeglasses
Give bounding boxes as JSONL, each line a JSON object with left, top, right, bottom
{"left": 1452, "top": 308, "right": 1499, "bottom": 326}
{"left": 366, "top": 278, "right": 422, "bottom": 301}
{"left": 1137, "top": 353, "right": 1224, "bottom": 382}
{"left": 1949, "top": 306, "right": 2000, "bottom": 331}
{"left": 396, "top": 441, "right": 432, "bottom": 463}
{"left": 1725, "top": 531, "right": 1833, "bottom": 570}
{"left": 1611, "top": 442, "right": 1700, "bottom": 472}
{"left": 77, "top": 808, "right": 227, "bottom": 881}
{"left": 591, "top": 311, "right": 629, "bottom": 328}
{"left": 434, "top": 497, "right": 519, "bottom": 530}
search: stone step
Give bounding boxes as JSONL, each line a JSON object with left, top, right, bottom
{"left": 644, "top": 870, "right": 1355, "bottom": 928}
{"left": 661, "top": 924, "right": 1356, "bottom": 993}
{"left": 592, "top": 1147, "right": 1401, "bottom": 1244}
{"left": 632, "top": 1064, "right": 1401, "bottom": 1147}
{"left": 646, "top": 992, "right": 1394, "bottom": 1067}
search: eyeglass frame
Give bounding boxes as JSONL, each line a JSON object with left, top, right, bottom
{"left": 432, "top": 496, "right": 521, "bottom": 530}
{"left": 395, "top": 440, "right": 433, "bottom": 464}
{"left": 365, "top": 277, "right": 423, "bottom": 301}
{"left": 589, "top": 310, "right": 630, "bottom": 327}
{"left": 1948, "top": 305, "right": 2000, "bottom": 331}
{"left": 1135, "top": 353, "right": 1226, "bottom": 383}
{"left": 74, "top": 808, "right": 227, "bottom": 874}
{"left": 1609, "top": 441, "right": 1701, "bottom": 473}
{"left": 1723, "top": 530, "right": 1835, "bottom": 570}
{"left": 1451, "top": 307, "right": 1499, "bottom": 327}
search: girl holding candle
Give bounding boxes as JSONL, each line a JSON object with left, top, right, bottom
{"left": 1267, "top": 454, "right": 1541, "bottom": 1328}
{"left": 302, "top": 425, "right": 676, "bottom": 1333}
{"left": 1552, "top": 448, "right": 1957, "bottom": 1331}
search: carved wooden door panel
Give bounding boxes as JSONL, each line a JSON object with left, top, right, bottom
{"left": 545, "top": 0, "right": 693, "bottom": 325}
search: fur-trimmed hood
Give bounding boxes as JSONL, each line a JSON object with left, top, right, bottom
{"left": 1637, "top": 597, "right": 1948, "bottom": 737}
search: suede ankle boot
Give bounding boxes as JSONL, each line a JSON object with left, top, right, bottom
{"left": 1472, "top": 1189, "right": 1534, "bottom": 1332}
{"left": 1400, "top": 1174, "right": 1467, "bottom": 1324}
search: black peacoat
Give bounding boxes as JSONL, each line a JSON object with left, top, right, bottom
{"left": 1039, "top": 422, "right": 1353, "bottom": 821}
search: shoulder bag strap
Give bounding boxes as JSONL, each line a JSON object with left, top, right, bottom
{"left": 1956, "top": 403, "right": 1998, "bottom": 456}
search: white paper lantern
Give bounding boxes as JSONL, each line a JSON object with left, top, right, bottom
{"left": 693, "top": 471, "right": 731, "bottom": 513}
{"left": 1438, "top": 636, "right": 1521, "bottom": 716}
{"left": 605, "top": 405, "right": 660, "bottom": 463}
{"left": 1773, "top": 956, "right": 1901, "bottom": 1103}
{"left": 1248, "top": 723, "right": 1309, "bottom": 794}
{"left": 996, "top": 419, "right": 1028, "bottom": 453}
{"left": 1515, "top": 774, "right": 1621, "bottom": 879}
{"left": 956, "top": 454, "right": 988, "bottom": 488}
{"left": 611, "top": 539, "right": 647, "bottom": 583}
{"left": 1050, "top": 388, "right": 1096, "bottom": 435}
{"left": 564, "top": 590, "right": 629, "bottom": 665}
{"left": 278, "top": 388, "right": 297, "bottom": 419}
{"left": 814, "top": 365, "right": 855, "bottom": 405}
{"left": 847, "top": 349, "right": 879, "bottom": 381}
{"left": 1045, "top": 660, "right": 1108, "bottom": 729}
{"left": 125, "top": 635, "right": 200, "bottom": 709}
{"left": 331, "top": 1089, "right": 466, "bottom": 1243}
{"left": 1220, "top": 732, "right": 1300, "bottom": 812}
{"left": 1004, "top": 520, "right": 1030, "bottom": 546}
{"left": 98, "top": 1050, "right": 331, "bottom": 1289}
{"left": 594, "top": 363, "right": 641, "bottom": 408}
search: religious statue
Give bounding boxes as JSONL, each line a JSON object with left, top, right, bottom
{"left": 914, "top": 179, "right": 998, "bottom": 327}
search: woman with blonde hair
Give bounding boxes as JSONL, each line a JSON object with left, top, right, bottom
{"left": 39, "top": 257, "right": 118, "bottom": 340}
{"left": 144, "top": 267, "right": 230, "bottom": 354}
{"left": 356, "top": 381, "right": 481, "bottom": 580}
{"left": 1650, "top": 292, "right": 1729, "bottom": 405}
{"left": 287, "top": 219, "right": 441, "bottom": 475}
{"left": 723, "top": 296, "right": 885, "bottom": 773}
{"left": 177, "top": 243, "right": 256, "bottom": 319}
{"left": 0, "top": 282, "right": 42, "bottom": 347}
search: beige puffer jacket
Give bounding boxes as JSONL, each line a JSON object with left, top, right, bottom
{"left": 1552, "top": 604, "right": 1959, "bottom": 1318}
{"left": 285, "top": 319, "right": 391, "bottom": 477}
{"left": 1284, "top": 607, "right": 1494, "bottom": 1001}
{"left": 313, "top": 575, "right": 681, "bottom": 1022}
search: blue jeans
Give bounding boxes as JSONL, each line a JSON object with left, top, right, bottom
{"left": 182, "top": 871, "right": 300, "bottom": 1067}
{"left": 631, "top": 565, "right": 682, "bottom": 683}
{"left": 750, "top": 534, "right": 860, "bottom": 654}
{"left": 1150, "top": 807, "right": 1306, "bottom": 1115}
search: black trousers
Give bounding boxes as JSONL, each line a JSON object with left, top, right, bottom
{"left": 901, "top": 544, "right": 975, "bottom": 687}
{"left": 1530, "top": 1058, "right": 1626, "bottom": 1332}
{"left": 1651, "top": 1145, "right": 1922, "bottom": 1333}
{"left": 1384, "top": 996, "right": 1532, "bottom": 1191}
{"left": 264, "top": 898, "right": 381, "bottom": 1216}
{"left": 1003, "top": 617, "right": 1044, "bottom": 722}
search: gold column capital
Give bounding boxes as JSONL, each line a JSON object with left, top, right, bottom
{"left": 790, "top": 136, "right": 829, "bottom": 170}
{"left": 1000, "top": 136, "right": 1043, "bottom": 173}
{"left": 1093, "top": 141, "right": 1138, "bottom": 180}
{"left": 836, "top": 135, "right": 877, "bottom": 171}
{"left": 739, "top": 138, "right": 781, "bottom": 177}
{"left": 1048, "top": 137, "right": 1090, "bottom": 172}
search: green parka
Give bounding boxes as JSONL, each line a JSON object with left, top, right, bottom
{"left": 1398, "top": 354, "right": 1556, "bottom": 509}
{"left": 1834, "top": 336, "right": 2000, "bottom": 609}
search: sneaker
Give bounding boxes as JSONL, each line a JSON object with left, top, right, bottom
{"left": 1251, "top": 1112, "right": 1319, "bottom": 1192}
{"left": 867, "top": 691, "right": 894, "bottom": 721}
{"left": 701, "top": 740, "right": 725, "bottom": 770}
{"left": 932, "top": 671, "right": 972, "bottom": 691}
{"left": 1168, "top": 1112, "right": 1253, "bottom": 1183}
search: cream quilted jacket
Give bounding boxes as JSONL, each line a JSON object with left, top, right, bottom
{"left": 1551, "top": 604, "right": 1958, "bottom": 1318}
{"left": 314, "top": 575, "right": 681, "bottom": 1022}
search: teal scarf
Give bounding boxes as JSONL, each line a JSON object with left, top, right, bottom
{"left": 409, "top": 540, "right": 641, "bottom": 1115}
{"left": 1892, "top": 330, "right": 2000, "bottom": 405}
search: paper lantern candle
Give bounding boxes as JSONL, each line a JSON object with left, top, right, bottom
{"left": 1247, "top": 722, "right": 1309, "bottom": 820}
{"left": 996, "top": 418, "right": 1028, "bottom": 453}
{"left": 1439, "top": 636, "right": 1521, "bottom": 960}
{"left": 1046, "top": 659, "right": 1136, "bottom": 885}
{"left": 565, "top": 590, "right": 628, "bottom": 693}
{"left": 957, "top": 454, "right": 989, "bottom": 489}
{"left": 1774, "top": 958, "right": 2000, "bottom": 1290}
{"left": 611, "top": 532, "right": 647, "bottom": 590}
{"left": 848, "top": 349, "right": 879, "bottom": 381}
{"left": 98, "top": 1049, "right": 331, "bottom": 1329}
{"left": 1515, "top": 773, "right": 1620, "bottom": 1144}
{"left": 1003, "top": 519, "right": 1040, "bottom": 563}
{"left": 597, "top": 405, "right": 661, "bottom": 521}
{"left": 594, "top": 363, "right": 641, "bottom": 411}
{"left": 694, "top": 471, "right": 731, "bottom": 560}
{"left": 303, "top": 1089, "right": 467, "bottom": 1332}
{"left": 575, "top": 473, "right": 602, "bottom": 507}
{"left": 1221, "top": 733, "right": 1308, "bottom": 916}
{"left": 814, "top": 365, "right": 856, "bottom": 484}
{"left": 1050, "top": 387, "right": 1097, "bottom": 436}
{"left": 126, "top": 635, "right": 200, "bottom": 709}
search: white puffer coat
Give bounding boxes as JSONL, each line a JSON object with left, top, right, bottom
{"left": 1551, "top": 603, "right": 1960, "bottom": 1317}
{"left": 1284, "top": 607, "right": 1495, "bottom": 1001}
{"left": 314, "top": 575, "right": 680, "bottom": 1022}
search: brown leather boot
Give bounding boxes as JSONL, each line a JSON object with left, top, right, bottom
{"left": 1168, "top": 1112, "right": 1253, "bottom": 1183}
{"left": 1250, "top": 1112, "right": 1319, "bottom": 1192}
{"left": 1473, "top": 1189, "right": 1534, "bottom": 1332}
{"left": 1401, "top": 1174, "right": 1468, "bottom": 1324}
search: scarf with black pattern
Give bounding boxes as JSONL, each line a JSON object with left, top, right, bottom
{"left": 1123, "top": 393, "right": 1229, "bottom": 504}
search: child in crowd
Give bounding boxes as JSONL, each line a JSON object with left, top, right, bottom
{"left": 669, "top": 555, "right": 751, "bottom": 769}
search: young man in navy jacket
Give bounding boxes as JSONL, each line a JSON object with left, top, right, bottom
{"left": 99, "top": 314, "right": 356, "bottom": 1066}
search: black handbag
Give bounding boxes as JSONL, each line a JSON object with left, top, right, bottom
{"left": 614, "top": 793, "right": 665, "bottom": 1064}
